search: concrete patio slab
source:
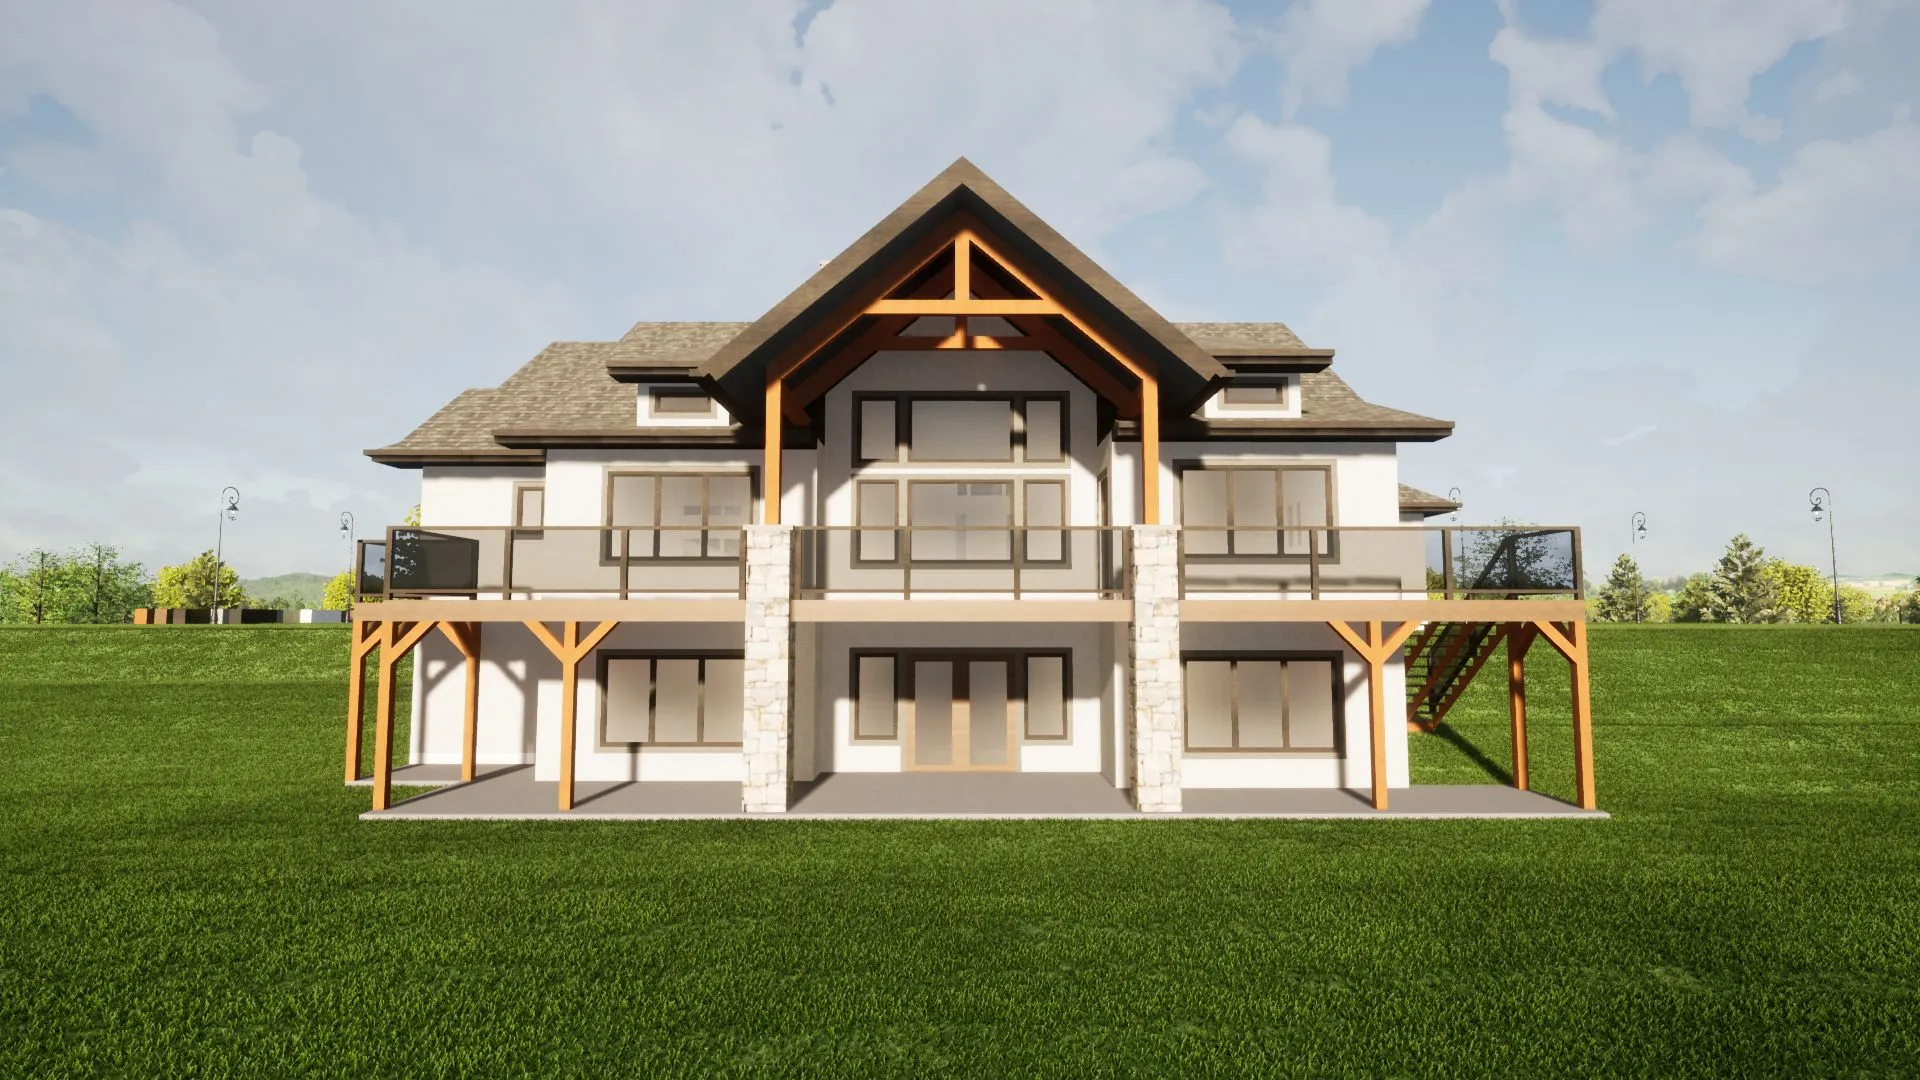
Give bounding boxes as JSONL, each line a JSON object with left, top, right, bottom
{"left": 361, "top": 769, "right": 1607, "bottom": 820}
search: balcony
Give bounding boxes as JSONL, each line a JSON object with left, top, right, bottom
{"left": 1178, "top": 525, "right": 1584, "bottom": 601}
{"left": 359, "top": 526, "right": 748, "bottom": 600}
{"left": 793, "top": 526, "right": 1129, "bottom": 600}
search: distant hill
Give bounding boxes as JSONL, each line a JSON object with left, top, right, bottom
{"left": 240, "top": 572, "right": 334, "bottom": 608}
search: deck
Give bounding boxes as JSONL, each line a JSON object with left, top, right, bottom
{"left": 359, "top": 769, "right": 1607, "bottom": 821}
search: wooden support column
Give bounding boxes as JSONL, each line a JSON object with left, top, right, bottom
{"left": 1328, "top": 619, "right": 1419, "bottom": 811}
{"left": 344, "top": 619, "right": 383, "bottom": 784}
{"left": 763, "top": 377, "right": 783, "bottom": 525}
{"left": 1507, "top": 622, "right": 1536, "bottom": 791}
{"left": 524, "top": 620, "right": 621, "bottom": 811}
{"left": 370, "top": 619, "right": 437, "bottom": 812}
{"left": 437, "top": 622, "right": 483, "bottom": 783}
{"left": 1140, "top": 377, "right": 1160, "bottom": 525}
{"left": 1533, "top": 618, "right": 1597, "bottom": 811}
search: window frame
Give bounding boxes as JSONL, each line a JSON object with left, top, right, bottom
{"left": 847, "top": 648, "right": 1073, "bottom": 745}
{"left": 1175, "top": 462, "right": 1337, "bottom": 563}
{"left": 1180, "top": 651, "right": 1345, "bottom": 755}
{"left": 1216, "top": 378, "right": 1292, "bottom": 412}
{"left": 648, "top": 386, "right": 718, "bottom": 418}
{"left": 848, "top": 477, "right": 1072, "bottom": 569}
{"left": 597, "top": 650, "right": 747, "bottom": 749}
{"left": 602, "top": 469, "right": 757, "bottom": 563}
{"left": 853, "top": 391, "right": 1072, "bottom": 467}
{"left": 511, "top": 482, "right": 545, "bottom": 528}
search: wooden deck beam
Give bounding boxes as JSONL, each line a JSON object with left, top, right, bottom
{"left": 1534, "top": 618, "right": 1596, "bottom": 810}
{"left": 1327, "top": 619, "right": 1419, "bottom": 811}
{"left": 1507, "top": 622, "right": 1536, "bottom": 791}
{"left": 370, "top": 619, "right": 436, "bottom": 812}
{"left": 344, "top": 619, "right": 381, "bottom": 784}
{"left": 524, "top": 620, "right": 621, "bottom": 811}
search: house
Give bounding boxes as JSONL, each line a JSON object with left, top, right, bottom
{"left": 348, "top": 158, "right": 1595, "bottom": 818}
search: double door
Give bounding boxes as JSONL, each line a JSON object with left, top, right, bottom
{"left": 905, "top": 655, "right": 1017, "bottom": 772}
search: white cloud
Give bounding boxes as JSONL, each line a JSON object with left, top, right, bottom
{"left": 1592, "top": 0, "right": 1853, "bottom": 141}
{"left": 1270, "top": 0, "right": 1429, "bottom": 118}
{"left": 1814, "top": 68, "right": 1864, "bottom": 100}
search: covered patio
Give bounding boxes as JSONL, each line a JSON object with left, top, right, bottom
{"left": 360, "top": 770, "right": 1607, "bottom": 821}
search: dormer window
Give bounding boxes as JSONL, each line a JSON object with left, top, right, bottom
{"left": 649, "top": 387, "right": 716, "bottom": 418}
{"left": 1219, "top": 380, "right": 1289, "bottom": 410}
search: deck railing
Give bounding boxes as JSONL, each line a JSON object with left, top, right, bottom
{"left": 1178, "top": 524, "right": 1583, "bottom": 601}
{"left": 793, "top": 525, "right": 1130, "bottom": 599}
{"left": 369, "top": 526, "right": 748, "bottom": 600}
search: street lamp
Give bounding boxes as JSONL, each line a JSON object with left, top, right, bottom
{"left": 340, "top": 512, "right": 355, "bottom": 621}
{"left": 1446, "top": 487, "right": 1462, "bottom": 523}
{"left": 1629, "top": 513, "right": 1648, "bottom": 622}
{"left": 213, "top": 486, "right": 240, "bottom": 622}
{"left": 1809, "top": 487, "right": 1840, "bottom": 624}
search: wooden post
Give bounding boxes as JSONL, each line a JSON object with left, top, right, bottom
{"left": 370, "top": 620, "right": 437, "bottom": 812}
{"left": 1507, "top": 622, "right": 1535, "bottom": 791}
{"left": 764, "top": 377, "right": 783, "bottom": 525}
{"left": 437, "top": 622, "right": 483, "bottom": 783}
{"left": 344, "top": 619, "right": 382, "bottom": 784}
{"left": 1140, "top": 377, "right": 1160, "bottom": 525}
{"left": 1533, "top": 618, "right": 1597, "bottom": 811}
{"left": 1328, "top": 619, "right": 1419, "bottom": 812}
{"left": 525, "top": 620, "right": 622, "bottom": 812}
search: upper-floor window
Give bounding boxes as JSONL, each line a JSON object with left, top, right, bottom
{"left": 855, "top": 393, "right": 1067, "bottom": 466}
{"left": 513, "top": 484, "right": 545, "bottom": 528}
{"left": 1205, "top": 376, "right": 1299, "bottom": 419}
{"left": 1179, "top": 464, "right": 1332, "bottom": 557}
{"left": 1220, "top": 381, "right": 1288, "bottom": 408}
{"left": 605, "top": 471, "right": 753, "bottom": 559}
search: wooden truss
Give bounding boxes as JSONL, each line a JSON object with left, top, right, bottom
{"left": 762, "top": 213, "right": 1163, "bottom": 525}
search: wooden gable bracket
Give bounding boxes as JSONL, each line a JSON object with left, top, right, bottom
{"left": 524, "top": 620, "right": 622, "bottom": 811}
{"left": 1530, "top": 618, "right": 1596, "bottom": 810}
{"left": 435, "top": 621, "right": 484, "bottom": 783}
{"left": 370, "top": 618, "right": 439, "bottom": 812}
{"left": 1327, "top": 619, "right": 1421, "bottom": 811}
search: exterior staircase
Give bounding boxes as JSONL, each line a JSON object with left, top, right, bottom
{"left": 1405, "top": 620, "right": 1507, "bottom": 732}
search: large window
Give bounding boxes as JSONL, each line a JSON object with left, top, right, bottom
{"left": 605, "top": 471, "right": 753, "bottom": 559}
{"left": 1179, "top": 465, "right": 1332, "bottom": 558}
{"left": 600, "top": 652, "right": 745, "bottom": 747}
{"left": 1183, "top": 653, "right": 1340, "bottom": 753}
{"left": 853, "top": 479, "right": 1067, "bottom": 565}
{"left": 855, "top": 394, "right": 1069, "bottom": 465}
{"left": 850, "top": 650, "right": 1071, "bottom": 743}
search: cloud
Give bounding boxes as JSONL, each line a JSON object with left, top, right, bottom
{"left": 1814, "top": 68, "right": 1864, "bottom": 100}
{"left": 1591, "top": 0, "right": 1853, "bottom": 141}
{"left": 1270, "top": 0, "right": 1430, "bottom": 118}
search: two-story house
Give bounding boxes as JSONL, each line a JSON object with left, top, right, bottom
{"left": 347, "top": 159, "right": 1596, "bottom": 818}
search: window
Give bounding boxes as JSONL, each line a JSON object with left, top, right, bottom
{"left": 1219, "top": 381, "right": 1289, "bottom": 409}
{"left": 857, "top": 479, "right": 1069, "bottom": 566}
{"left": 606, "top": 471, "right": 753, "bottom": 559}
{"left": 601, "top": 653, "right": 745, "bottom": 746}
{"left": 910, "top": 481, "right": 1011, "bottom": 561}
{"left": 856, "top": 480, "right": 898, "bottom": 563}
{"left": 854, "top": 394, "right": 1069, "bottom": 465}
{"left": 1023, "top": 481, "right": 1065, "bottom": 563}
{"left": 513, "top": 484, "right": 544, "bottom": 528}
{"left": 1179, "top": 465, "right": 1332, "bottom": 558}
{"left": 649, "top": 387, "right": 716, "bottom": 417}
{"left": 1183, "top": 654, "right": 1340, "bottom": 753}
{"left": 849, "top": 651, "right": 1069, "bottom": 743}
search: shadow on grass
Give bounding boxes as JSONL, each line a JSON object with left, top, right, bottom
{"left": 1430, "top": 722, "right": 1513, "bottom": 785}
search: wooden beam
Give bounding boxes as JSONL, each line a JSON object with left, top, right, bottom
{"left": 967, "top": 274, "right": 1140, "bottom": 414}
{"left": 953, "top": 234, "right": 971, "bottom": 301}
{"left": 523, "top": 619, "right": 622, "bottom": 812}
{"left": 1531, "top": 617, "right": 1596, "bottom": 810}
{"left": 437, "top": 621, "right": 483, "bottom": 784}
{"left": 764, "top": 377, "right": 783, "bottom": 525}
{"left": 769, "top": 222, "right": 969, "bottom": 383}
{"left": 960, "top": 229, "right": 1154, "bottom": 382}
{"left": 371, "top": 622, "right": 397, "bottom": 812}
{"left": 787, "top": 315, "right": 915, "bottom": 409}
{"left": 1327, "top": 619, "right": 1419, "bottom": 811}
{"left": 865, "top": 298, "right": 1057, "bottom": 316}
{"left": 1508, "top": 622, "right": 1535, "bottom": 791}
{"left": 1141, "top": 376, "right": 1160, "bottom": 525}
{"left": 344, "top": 619, "right": 380, "bottom": 784}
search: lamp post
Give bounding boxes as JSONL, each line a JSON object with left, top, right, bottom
{"left": 1446, "top": 487, "right": 1462, "bottom": 523}
{"left": 213, "top": 487, "right": 240, "bottom": 622}
{"left": 1630, "top": 512, "right": 1648, "bottom": 622}
{"left": 1809, "top": 487, "right": 1840, "bottom": 624}
{"left": 340, "top": 512, "right": 355, "bottom": 622}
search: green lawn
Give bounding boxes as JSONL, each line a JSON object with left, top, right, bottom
{"left": 2, "top": 625, "right": 1917, "bottom": 1077}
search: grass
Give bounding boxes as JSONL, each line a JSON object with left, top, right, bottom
{"left": 2, "top": 624, "right": 1917, "bottom": 1077}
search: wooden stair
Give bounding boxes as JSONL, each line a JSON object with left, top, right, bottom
{"left": 1405, "top": 621, "right": 1507, "bottom": 732}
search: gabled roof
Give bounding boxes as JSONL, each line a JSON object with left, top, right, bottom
{"left": 693, "top": 157, "right": 1230, "bottom": 421}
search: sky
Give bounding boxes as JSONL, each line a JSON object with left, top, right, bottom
{"left": 1, "top": 0, "right": 1916, "bottom": 583}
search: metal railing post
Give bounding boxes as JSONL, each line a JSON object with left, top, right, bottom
{"left": 1442, "top": 528, "right": 1456, "bottom": 600}
{"left": 620, "top": 528, "right": 631, "bottom": 600}
{"left": 1309, "top": 528, "right": 1321, "bottom": 600}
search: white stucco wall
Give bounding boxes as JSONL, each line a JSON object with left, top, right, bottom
{"left": 419, "top": 466, "right": 543, "bottom": 527}
{"left": 1177, "top": 622, "right": 1410, "bottom": 790}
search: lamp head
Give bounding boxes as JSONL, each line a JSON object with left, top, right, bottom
{"left": 226, "top": 507, "right": 238, "bottom": 522}
{"left": 1636, "top": 525, "right": 1647, "bottom": 541}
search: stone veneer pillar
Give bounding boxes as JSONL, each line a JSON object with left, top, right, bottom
{"left": 742, "top": 524, "right": 795, "bottom": 812}
{"left": 1129, "top": 524, "right": 1183, "bottom": 813}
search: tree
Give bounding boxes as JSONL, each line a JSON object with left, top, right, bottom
{"left": 1, "top": 546, "right": 152, "bottom": 624}
{"left": 321, "top": 569, "right": 355, "bottom": 611}
{"left": 1837, "top": 584, "right": 1876, "bottom": 624}
{"left": 1593, "top": 554, "right": 1652, "bottom": 622}
{"left": 405, "top": 504, "right": 421, "bottom": 527}
{"left": 1707, "top": 534, "right": 1778, "bottom": 624}
{"left": 1448, "top": 518, "right": 1575, "bottom": 596}
{"left": 1672, "top": 573, "right": 1715, "bottom": 622}
{"left": 1645, "top": 592, "right": 1673, "bottom": 623}
{"left": 1764, "top": 560, "right": 1832, "bottom": 623}
{"left": 152, "top": 551, "right": 253, "bottom": 609}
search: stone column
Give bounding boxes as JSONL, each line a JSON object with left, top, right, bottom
{"left": 1129, "top": 525, "right": 1183, "bottom": 813}
{"left": 742, "top": 524, "right": 795, "bottom": 812}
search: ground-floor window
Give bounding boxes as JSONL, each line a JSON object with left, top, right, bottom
{"left": 852, "top": 649, "right": 1071, "bottom": 744}
{"left": 1182, "top": 652, "right": 1341, "bottom": 753}
{"left": 599, "top": 651, "right": 745, "bottom": 746}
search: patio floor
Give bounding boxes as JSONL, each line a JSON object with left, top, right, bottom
{"left": 360, "top": 769, "right": 1607, "bottom": 820}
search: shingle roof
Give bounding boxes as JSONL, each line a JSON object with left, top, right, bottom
{"left": 1398, "top": 483, "right": 1461, "bottom": 514}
